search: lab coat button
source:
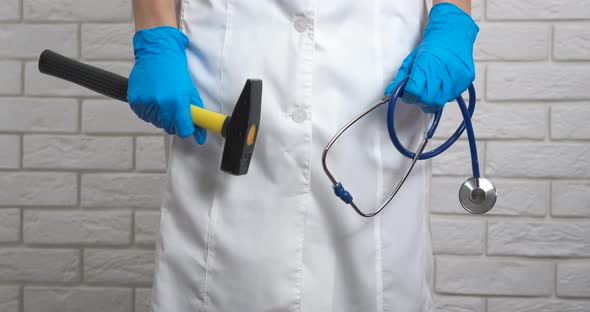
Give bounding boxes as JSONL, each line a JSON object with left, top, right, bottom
{"left": 292, "top": 109, "right": 307, "bottom": 123}
{"left": 293, "top": 16, "right": 308, "bottom": 33}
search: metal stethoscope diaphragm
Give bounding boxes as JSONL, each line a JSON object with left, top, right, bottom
{"left": 322, "top": 77, "right": 497, "bottom": 217}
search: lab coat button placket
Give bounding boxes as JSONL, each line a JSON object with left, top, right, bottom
{"left": 292, "top": 109, "right": 307, "bottom": 124}
{"left": 293, "top": 15, "right": 308, "bottom": 33}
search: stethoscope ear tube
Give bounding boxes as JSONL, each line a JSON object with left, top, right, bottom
{"left": 322, "top": 77, "right": 496, "bottom": 217}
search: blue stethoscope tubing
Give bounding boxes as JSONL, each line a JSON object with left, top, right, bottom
{"left": 322, "top": 76, "right": 496, "bottom": 218}
{"left": 387, "top": 77, "right": 479, "bottom": 178}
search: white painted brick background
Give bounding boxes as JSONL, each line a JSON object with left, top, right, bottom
{"left": 0, "top": 0, "right": 589, "bottom": 311}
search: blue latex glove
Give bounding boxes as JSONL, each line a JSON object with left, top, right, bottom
{"left": 128, "top": 26, "right": 206, "bottom": 144}
{"left": 385, "top": 3, "right": 479, "bottom": 113}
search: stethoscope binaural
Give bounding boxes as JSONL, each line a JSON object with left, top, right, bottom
{"left": 322, "top": 77, "right": 497, "bottom": 217}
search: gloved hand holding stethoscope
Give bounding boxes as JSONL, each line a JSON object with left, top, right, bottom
{"left": 323, "top": 2, "right": 497, "bottom": 217}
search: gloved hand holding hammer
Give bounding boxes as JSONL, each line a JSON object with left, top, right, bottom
{"left": 128, "top": 25, "right": 208, "bottom": 144}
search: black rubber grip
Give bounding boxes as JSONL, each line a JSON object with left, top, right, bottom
{"left": 38, "top": 49, "right": 129, "bottom": 102}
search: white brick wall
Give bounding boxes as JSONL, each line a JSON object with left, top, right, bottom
{"left": 0, "top": 0, "right": 589, "bottom": 311}
{"left": 554, "top": 24, "right": 590, "bottom": 60}
{"left": 23, "top": 0, "right": 132, "bottom": 21}
{"left": 24, "top": 287, "right": 133, "bottom": 312}
{"left": 84, "top": 249, "right": 155, "bottom": 285}
{"left": 558, "top": 262, "right": 590, "bottom": 297}
{"left": 23, "top": 210, "right": 132, "bottom": 245}
{"left": 134, "top": 288, "right": 152, "bottom": 312}
{"left": 81, "top": 24, "right": 134, "bottom": 60}
{"left": 0, "top": 287, "right": 19, "bottom": 312}
{"left": 0, "top": 24, "right": 78, "bottom": 58}
{"left": 0, "top": 61, "right": 22, "bottom": 95}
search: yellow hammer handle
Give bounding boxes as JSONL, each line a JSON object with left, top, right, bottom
{"left": 190, "top": 105, "right": 228, "bottom": 135}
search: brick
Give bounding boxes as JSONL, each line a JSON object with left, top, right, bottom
{"left": 488, "top": 298, "right": 590, "bottom": 312}
{"left": 0, "top": 287, "right": 18, "bottom": 312}
{"left": 0, "top": 0, "right": 19, "bottom": 21}
{"left": 475, "top": 24, "right": 550, "bottom": 61}
{"left": 430, "top": 218, "right": 484, "bottom": 255}
{"left": 135, "top": 211, "right": 160, "bottom": 246}
{"left": 23, "top": 135, "right": 133, "bottom": 170}
{"left": 84, "top": 249, "right": 154, "bottom": 285}
{"left": 488, "top": 179, "right": 548, "bottom": 216}
{"left": 487, "top": 0, "right": 590, "bottom": 20}
{"left": 487, "top": 64, "right": 590, "bottom": 101}
{"left": 134, "top": 288, "right": 151, "bottom": 312}
{"left": 433, "top": 295, "right": 484, "bottom": 312}
{"left": 81, "top": 174, "right": 166, "bottom": 208}
{"left": 0, "top": 98, "right": 78, "bottom": 132}
{"left": 486, "top": 142, "right": 590, "bottom": 178}
{"left": 81, "top": 24, "right": 134, "bottom": 60}
{"left": 471, "top": 0, "right": 483, "bottom": 21}
{"left": 24, "top": 0, "right": 131, "bottom": 21}
{"left": 555, "top": 24, "right": 590, "bottom": 60}
{"left": 82, "top": 100, "right": 158, "bottom": 134}
{"left": 552, "top": 181, "right": 590, "bottom": 217}
{"left": 430, "top": 177, "right": 471, "bottom": 214}
{"left": 25, "top": 61, "right": 132, "bottom": 96}
{"left": 488, "top": 222, "right": 590, "bottom": 257}
{"left": 24, "top": 287, "right": 132, "bottom": 312}
{"left": 431, "top": 139, "right": 485, "bottom": 176}
{"left": 0, "top": 209, "right": 20, "bottom": 243}
{"left": 136, "top": 136, "right": 166, "bottom": 171}
{"left": 0, "top": 61, "right": 21, "bottom": 95}
{"left": 434, "top": 102, "right": 545, "bottom": 140}
{"left": 0, "top": 24, "right": 77, "bottom": 58}
{"left": 24, "top": 210, "right": 131, "bottom": 245}
{"left": 0, "top": 135, "right": 20, "bottom": 169}
{"left": 0, "top": 248, "right": 79, "bottom": 282}
{"left": 0, "top": 172, "right": 77, "bottom": 206}
{"left": 436, "top": 257, "right": 553, "bottom": 296}
{"left": 558, "top": 262, "right": 590, "bottom": 297}
{"left": 551, "top": 104, "right": 590, "bottom": 139}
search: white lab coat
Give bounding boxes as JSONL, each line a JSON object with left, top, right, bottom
{"left": 153, "top": 1, "right": 434, "bottom": 311}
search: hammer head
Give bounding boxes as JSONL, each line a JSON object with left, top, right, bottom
{"left": 220, "top": 79, "right": 263, "bottom": 175}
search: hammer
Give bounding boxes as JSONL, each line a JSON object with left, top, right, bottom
{"left": 38, "top": 50, "right": 262, "bottom": 176}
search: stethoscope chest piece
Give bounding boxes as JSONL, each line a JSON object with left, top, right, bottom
{"left": 458, "top": 177, "right": 497, "bottom": 214}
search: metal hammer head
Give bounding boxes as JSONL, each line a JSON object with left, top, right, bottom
{"left": 220, "top": 79, "right": 263, "bottom": 175}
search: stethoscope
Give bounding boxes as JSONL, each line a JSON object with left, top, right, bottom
{"left": 322, "top": 77, "right": 497, "bottom": 217}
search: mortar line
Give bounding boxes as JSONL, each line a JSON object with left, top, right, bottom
{"left": 430, "top": 213, "right": 590, "bottom": 222}
{"left": 19, "top": 284, "right": 23, "bottom": 312}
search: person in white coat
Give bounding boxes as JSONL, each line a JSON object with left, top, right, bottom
{"left": 128, "top": 0, "right": 478, "bottom": 311}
